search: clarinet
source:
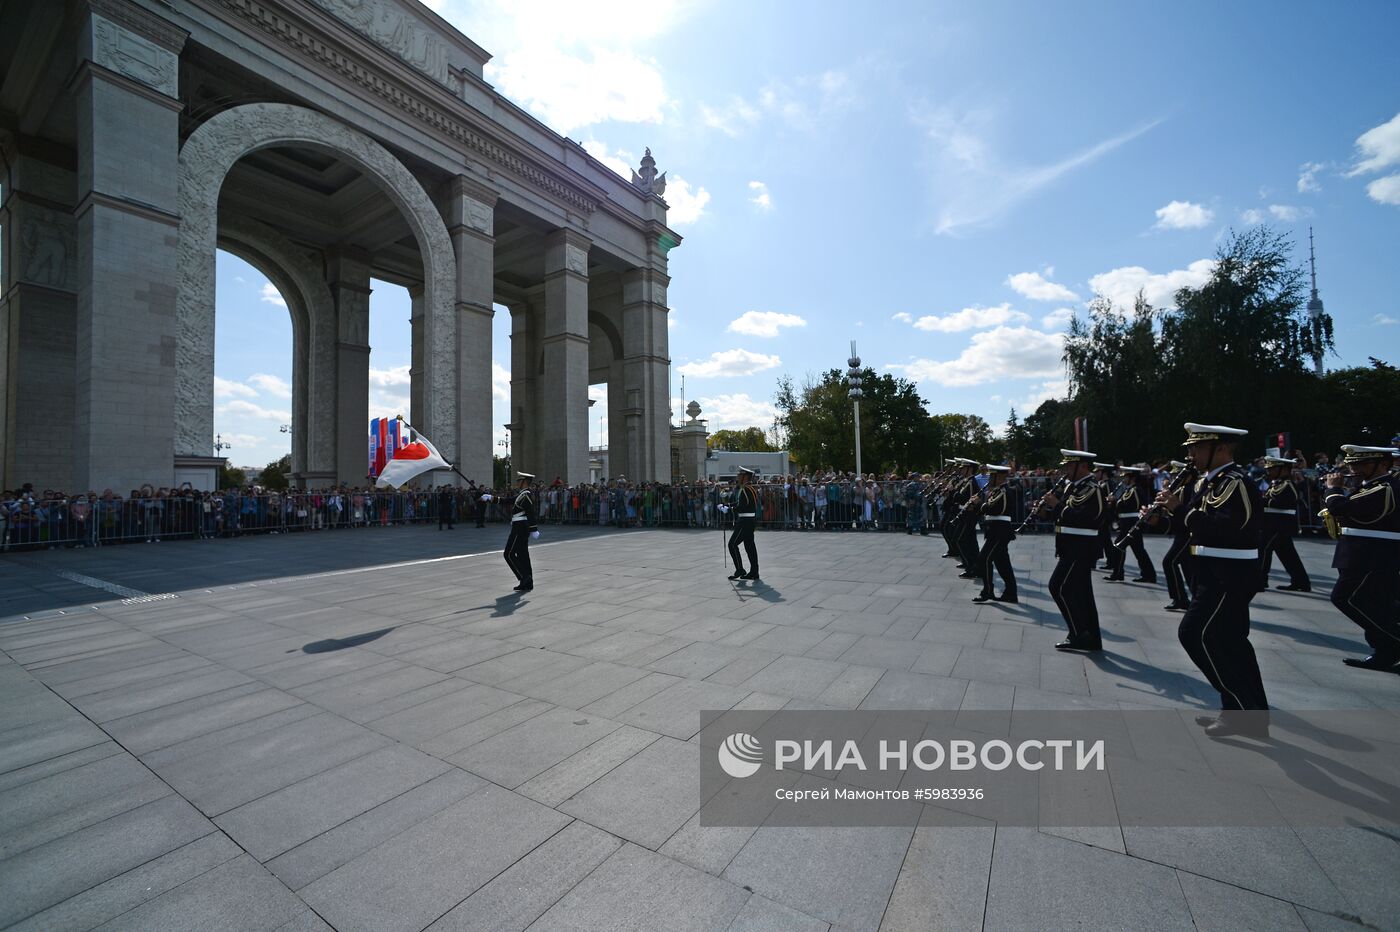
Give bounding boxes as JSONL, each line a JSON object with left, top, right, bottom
{"left": 1112, "top": 465, "right": 1198, "bottom": 550}
{"left": 1016, "top": 477, "right": 1071, "bottom": 534}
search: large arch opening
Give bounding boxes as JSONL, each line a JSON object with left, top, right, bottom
{"left": 177, "top": 103, "right": 457, "bottom": 487}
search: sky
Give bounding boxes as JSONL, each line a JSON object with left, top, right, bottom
{"left": 211, "top": 0, "right": 1400, "bottom": 470}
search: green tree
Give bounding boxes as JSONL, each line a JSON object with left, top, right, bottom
{"left": 708, "top": 427, "right": 776, "bottom": 451}
{"left": 259, "top": 454, "right": 292, "bottom": 490}
{"left": 1005, "top": 407, "right": 1031, "bottom": 466}
{"left": 1063, "top": 292, "right": 1163, "bottom": 458}
{"left": 217, "top": 464, "right": 246, "bottom": 489}
{"left": 930, "top": 412, "right": 998, "bottom": 462}
{"left": 1021, "top": 398, "right": 1074, "bottom": 467}
{"left": 774, "top": 369, "right": 940, "bottom": 472}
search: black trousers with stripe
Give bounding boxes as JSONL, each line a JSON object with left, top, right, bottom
{"left": 978, "top": 530, "right": 1016, "bottom": 597}
{"left": 504, "top": 523, "right": 533, "bottom": 584}
{"left": 728, "top": 517, "right": 758, "bottom": 575}
{"left": 1177, "top": 559, "right": 1267, "bottom": 711}
{"left": 1163, "top": 534, "right": 1192, "bottom": 606}
{"left": 1258, "top": 529, "right": 1310, "bottom": 590}
{"left": 1048, "top": 539, "right": 1100, "bottom": 645}
{"left": 1331, "top": 569, "right": 1400, "bottom": 659}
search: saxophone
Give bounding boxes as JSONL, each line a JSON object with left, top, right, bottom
{"left": 1318, "top": 508, "right": 1341, "bottom": 540}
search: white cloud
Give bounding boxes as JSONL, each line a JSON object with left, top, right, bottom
{"left": 677, "top": 348, "right": 781, "bottom": 378}
{"left": 1153, "top": 200, "right": 1214, "bottom": 230}
{"left": 1373, "top": 314, "right": 1399, "bottom": 326}
{"left": 1006, "top": 271, "right": 1079, "bottom": 302}
{"left": 891, "top": 312, "right": 913, "bottom": 324}
{"left": 1015, "top": 379, "right": 1068, "bottom": 412}
{"left": 916, "top": 106, "right": 1162, "bottom": 234}
{"left": 1240, "top": 208, "right": 1266, "bottom": 225}
{"left": 664, "top": 175, "right": 709, "bottom": 225}
{"left": 1297, "top": 162, "right": 1324, "bottom": 193}
{"left": 493, "top": 362, "right": 511, "bottom": 403}
{"left": 1347, "top": 112, "right": 1400, "bottom": 177}
{"left": 218, "top": 399, "right": 290, "bottom": 421}
{"left": 580, "top": 138, "right": 635, "bottom": 179}
{"left": 260, "top": 281, "right": 286, "bottom": 307}
{"left": 694, "top": 393, "right": 778, "bottom": 431}
{"left": 908, "top": 303, "right": 1028, "bottom": 333}
{"left": 887, "top": 326, "right": 1064, "bottom": 387}
{"left": 214, "top": 376, "right": 257, "bottom": 399}
{"left": 1088, "top": 259, "right": 1215, "bottom": 310}
{"left": 368, "top": 365, "right": 412, "bottom": 387}
{"left": 1268, "top": 204, "right": 1303, "bottom": 221}
{"left": 1367, "top": 174, "right": 1400, "bottom": 206}
{"left": 699, "top": 68, "right": 858, "bottom": 137}
{"left": 248, "top": 373, "right": 291, "bottom": 399}
{"left": 728, "top": 311, "right": 806, "bottom": 338}
{"left": 748, "top": 180, "right": 772, "bottom": 211}
{"left": 1041, "top": 307, "right": 1075, "bottom": 330}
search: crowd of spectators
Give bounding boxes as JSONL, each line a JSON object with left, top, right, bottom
{"left": 1, "top": 451, "right": 1360, "bottom": 553}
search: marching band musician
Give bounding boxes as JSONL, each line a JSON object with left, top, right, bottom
{"left": 1323, "top": 445, "right": 1400, "bottom": 674}
{"left": 1093, "top": 462, "right": 1118, "bottom": 573}
{"left": 1160, "top": 423, "right": 1269, "bottom": 737}
{"left": 1258, "top": 455, "right": 1311, "bottom": 593}
{"left": 1160, "top": 460, "right": 1197, "bottom": 611}
{"left": 1033, "top": 449, "right": 1105, "bottom": 652}
{"left": 1105, "top": 464, "right": 1158, "bottom": 584}
{"left": 971, "top": 464, "right": 1018, "bottom": 604}
{"left": 503, "top": 471, "right": 539, "bottom": 592}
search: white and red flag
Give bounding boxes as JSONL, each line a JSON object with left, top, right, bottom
{"left": 375, "top": 428, "right": 451, "bottom": 488}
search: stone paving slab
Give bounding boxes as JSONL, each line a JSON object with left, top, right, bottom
{"left": 0, "top": 525, "right": 1395, "bottom": 930}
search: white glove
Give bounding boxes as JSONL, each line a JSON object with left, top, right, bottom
{"left": 529, "top": 530, "right": 540, "bottom": 540}
{"left": 481, "top": 494, "right": 493, "bottom": 501}
{"left": 718, "top": 504, "right": 730, "bottom": 513}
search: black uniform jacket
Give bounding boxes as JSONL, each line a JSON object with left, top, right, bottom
{"left": 1325, "top": 474, "right": 1399, "bottom": 571}
{"left": 1261, "top": 479, "right": 1300, "bottom": 533}
{"left": 510, "top": 488, "right": 538, "bottom": 531}
{"left": 1183, "top": 464, "right": 1263, "bottom": 581}
{"left": 1052, "top": 476, "right": 1104, "bottom": 556}
{"left": 980, "top": 484, "right": 1016, "bottom": 539}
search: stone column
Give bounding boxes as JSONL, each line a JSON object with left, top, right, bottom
{"left": 507, "top": 301, "right": 537, "bottom": 478}
{"left": 73, "top": 0, "right": 186, "bottom": 491}
{"left": 327, "top": 249, "right": 372, "bottom": 485}
{"left": 621, "top": 258, "right": 672, "bottom": 481}
{"left": 443, "top": 177, "right": 495, "bottom": 486}
{"left": 408, "top": 284, "right": 424, "bottom": 429}
{"left": 2, "top": 156, "right": 78, "bottom": 492}
{"left": 539, "top": 230, "right": 591, "bottom": 484}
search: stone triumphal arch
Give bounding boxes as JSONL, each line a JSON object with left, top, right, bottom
{"left": 0, "top": 0, "right": 679, "bottom": 491}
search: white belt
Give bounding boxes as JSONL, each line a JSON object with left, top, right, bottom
{"left": 1341, "top": 527, "right": 1400, "bottom": 541}
{"left": 737, "top": 512, "right": 756, "bottom": 518}
{"left": 984, "top": 515, "right": 1011, "bottom": 522}
{"left": 1264, "top": 508, "right": 1296, "bottom": 515}
{"left": 1055, "top": 526, "right": 1098, "bottom": 537}
{"left": 1118, "top": 512, "right": 1140, "bottom": 519}
{"left": 511, "top": 514, "right": 529, "bottom": 522}
{"left": 1190, "top": 546, "right": 1259, "bottom": 559}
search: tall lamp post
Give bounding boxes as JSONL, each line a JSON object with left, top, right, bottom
{"left": 846, "top": 341, "right": 863, "bottom": 477}
{"left": 499, "top": 423, "right": 513, "bottom": 486}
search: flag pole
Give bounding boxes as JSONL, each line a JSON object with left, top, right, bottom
{"left": 392, "top": 415, "right": 472, "bottom": 485}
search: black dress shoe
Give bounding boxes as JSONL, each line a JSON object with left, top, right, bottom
{"left": 1165, "top": 602, "right": 1189, "bottom": 612}
{"left": 1103, "top": 574, "right": 1124, "bottom": 582}
{"left": 1197, "top": 713, "right": 1270, "bottom": 739}
{"left": 741, "top": 573, "right": 761, "bottom": 582}
{"left": 957, "top": 572, "right": 978, "bottom": 579}
{"left": 993, "top": 592, "right": 1019, "bottom": 604}
{"left": 941, "top": 552, "right": 957, "bottom": 558}
{"left": 1275, "top": 583, "right": 1312, "bottom": 593}
{"left": 1342, "top": 655, "right": 1400, "bottom": 674}
{"left": 513, "top": 582, "right": 533, "bottom": 592}
{"left": 1054, "top": 637, "right": 1102, "bottom": 653}
{"left": 1133, "top": 576, "right": 1158, "bottom": 584}
{"left": 727, "top": 570, "right": 746, "bottom": 581}
{"left": 972, "top": 594, "right": 992, "bottom": 603}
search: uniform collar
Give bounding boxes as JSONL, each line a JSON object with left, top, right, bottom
{"left": 1207, "top": 462, "right": 1236, "bottom": 482}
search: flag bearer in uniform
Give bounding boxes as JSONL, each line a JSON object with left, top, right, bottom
{"left": 1160, "top": 423, "right": 1269, "bottom": 737}
{"left": 971, "top": 464, "right": 1018, "bottom": 604}
{"left": 720, "top": 467, "right": 762, "bottom": 582}
{"left": 504, "top": 472, "right": 539, "bottom": 591}
{"left": 1323, "top": 445, "right": 1400, "bottom": 674}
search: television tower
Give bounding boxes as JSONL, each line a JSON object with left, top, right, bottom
{"left": 1306, "top": 227, "right": 1325, "bottom": 376}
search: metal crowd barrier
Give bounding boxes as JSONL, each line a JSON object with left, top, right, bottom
{"left": 2, "top": 474, "right": 1337, "bottom": 552}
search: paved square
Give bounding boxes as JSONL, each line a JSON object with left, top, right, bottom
{"left": 2, "top": 525, "right": 1396, "bottom": 930}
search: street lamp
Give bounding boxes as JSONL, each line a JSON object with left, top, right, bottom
{"left": 845, "top": 341, "right": 863, "bottom": 477}
{"left": 213, "top": 433, "right": 232, "bottom": 456}
{"left": 500, "top": 423, "right": 513, "bottom": 485}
